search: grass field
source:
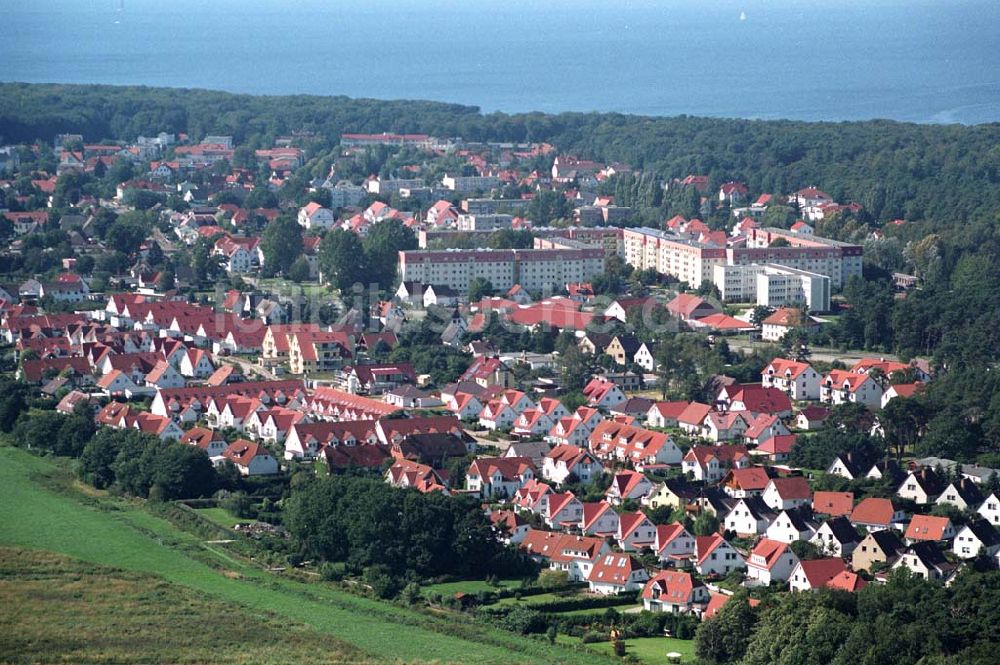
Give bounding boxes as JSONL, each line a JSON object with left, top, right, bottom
{"left": 0, "top": 548, "right": 370, "bottom": 664}
{"left": 195, "top": 506, "right": 243, "bottom": 529}
{"left": 560, "top": 636, "right": 697, "bottom": 665}
{"left": 0, "top": 447, "right": 616, "bottom": 664}
{"left": 424, "top": 578, "right": 522, "bottom": 596}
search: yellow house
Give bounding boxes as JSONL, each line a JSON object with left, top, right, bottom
{"left": 644, "top": 479, "right": 696, "bottom": 511}
{"left": 287, "top": 331, "right": 353, "bottom": 375}
{"left": 605, "top": 335, "right": 641, "bottom": 367}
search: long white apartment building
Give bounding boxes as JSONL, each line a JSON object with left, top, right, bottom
{"left": 714, "top": 263, "right": 831, "bottom": 311}
{"left": 623, "top": 226, "right": 861, "bottom": 290}
{"left": 398, "top": 247, "right": 605, "bottom": 293}
{"left": 456, "top": 213, "right": 515, "bottom": 231}
{"left": 441, "top": 174, "right": 501, "bottom": 194}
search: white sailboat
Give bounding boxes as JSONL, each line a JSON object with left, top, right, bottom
{"left": 740, "top": 11, "right": 747, "bottom": 22}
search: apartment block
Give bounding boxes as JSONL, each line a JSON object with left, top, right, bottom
{"left": 398, "top": 248, "right": 605, "bottom": 293}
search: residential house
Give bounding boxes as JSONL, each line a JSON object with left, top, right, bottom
{"left": 423, "top": 284, "right": 460, "bottom": 308}
{"left": 953, "top": 519, "right": 1000, "bottom": 559}
{"left": 677, "top": 402, "right": 713, "bottom": 435}
{"left": 634, "top": 343, "right": 657, "bottom": 372}
{"left": 850, "top": 497, "right": 907, "bottom": 532}
{"left": 721, "top": 467, "right": 773, "bottom": 499}
{"left": 795, "top": 405, "right": 830, "bottom": 430}
{"left": 512, "top": 409, "right": 555, "bottom": 438}
{"left": 386, "top": 459, "right": 449, "bottom": 494}
{"left": 478, "top": 399, "right": 518, "bottom": 431}
{"left": 587, "top": 553, "right": 650, "bottom": 595}
{"left": 180, "top": 427, "right": 228, "bottom": 459}
{"left": 766, "top": 508, "right": 819, "bottom": 543}
{"left": 718, "top": 384, "right": 793, "bottom": 417}
{"left": 724, "top": 496, "right": 777, "bottom": 537}
{"left": 666, "top": 294, "right": 719, "bottom": 322}
{"left": 761, "top": 358, "right": 821, "bottom": 401}
{"left": 519, "top": 530, "right": 610, "bottom": 582}
{"left": 545, "top": 492, "right": 585, "bottom": 529}
{"left": 504, "top": 440, "right": 553, "bottom": 467}
{"left": 490, "top": 510, "right": 530, "bottom": 544}
{"left": 542, "top": 444, "right": 604, "bottom": 485}
{"left": 811, "top": 516, "right": 861, "bottom": 557}
{"left": 936, "top": 478, "right": 984, "bottom": 511}
{"left": 606, "top": 470, "right": 655, "bottom": 506}
{"left": 978, "top": 492, "right": 1000, "bottom": 526}
{"left": 694, "top": 534, "right": 746, "bottom": 576}
{"left": 221, "top": 440, "right": 279, "bottom": 476}
{"left": 751, "top": 434, "right": 797, "bottom": 463}
{"left": 789, "top": 558, "right": 846, "bottom": 592}
{"left": 746, "top": 538, "right": 800, "bottom": 586}
{"left": 761, "top": 307, "right": 822, "bottom": 343}
{"left": 582, "top": 377, "right": 627, "bottom": 410}
{"left": 643, "top": 478, "right": 697, "bottom": 512}
{"left": 904, "top": 515, "right": 956, "bottom": 544}
{"left": 646, "top": 400, "right": 690, "bottom": 429}
{"left": 610, "top": 396, "right": 655, "bottom": 420}
{"left": 744, "top": 414, "right": 791, "bottom": 446}
{"left": 465, "top": 457, "right": 536, "bottom": 499}
{"left": 179, "top": 349, "right": 215, "bottom": 379}
{"left": 897, "top": 468, "right": 945, "bottom": 505}
{"left": 641, "top": 571, "right": 709, "bottom": 614}
{"left": 683, "top": 445, "right": 750, "bottom": 483}
{"left": 654, "top": 522, "right": 696, "bottom": 566}
{"left": 579, "top": 501, "right": 620, "bottom": 537}
{"left": 820, "top": 370, "right": 884, "bottom": 409}
{"left": 297, "top": 202, "right": 335, "bottom": 230}
{"left": 852, "top": 530, "right": 906, "bottom": 572}
{"left": 512, "top": 478, "right": 553, "bottom": 514}
{"left": 617, "top": 511, "right": 657, "bottom": 551}
{"left": 762, "top": 477, "right": 812, "bottom": 512}
{"left": 588, "top": 420, "right": 683, "bottom": 468}
{"left": 892, "top": 541, "right": 955, "bottom": 581}
{"left": 605, "top": 334, "right": 641, "bottom": 367}
{"left": 702, "top": 411, "right": 751, "bottom": 443}
{"left": 96, "top": 369, "right": 140, "bottom": 397}
{"left": 813, "top": 491, "right": 854, "bottom": 518}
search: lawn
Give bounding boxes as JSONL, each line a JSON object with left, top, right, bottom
{"left": 491, "top": 591, "right": 571, "bottom": 606}
{"left": 0, "top": 447, "right": 616, "bottom": 665}
{"left": 0, "top": 547, "right": 369, "bottom": 665}
{"left": 424, "top": 578, "right": 522, "bottom": 596}
{"left": 195, "top": 506, "right": 243, "bottom": 529}
{"left": 580, "top": 636, "right": 697, "bottom": 664}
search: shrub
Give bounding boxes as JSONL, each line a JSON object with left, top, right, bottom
{"left": 581, "top": 631, "right": 607, "bottom": 644}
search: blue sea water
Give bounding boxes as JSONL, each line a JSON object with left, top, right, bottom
{"left": 1, "top": 0, "right": 999, "bottom": 124}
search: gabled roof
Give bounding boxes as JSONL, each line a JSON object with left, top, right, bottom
{"left": 766, "top": 476, "right": 812, "bottom": 502}
{"left": 677, "top": 402, "right": 712, "bottom": 426}
{"left": 695, "top": 533, "right": 730, "bottom": 565}
{"left": 750, "top": 538, "right": 792, "bottom": 570}
{"left": 588, "top": 553, "right": 644, "bottom": 586}
{"left": 813, "top": 491, "right": 854, "bottom": 517}
{"left": 757, "top": 434, "right": 797, "bottom": 456}
{"left": 642, "top": 570, "right": 703, "bottom": 603}
{"left": 763, "top": 358, "right": 814, "bottom": 379}
{"left": 794, "top": 558, "right": 846, "bottom": 588}
{"left": 724, "top": 467, "right": 772, "bottom": 492}
{"left": 904, "top": 514, "right": 952, "bottom": 542}
{"left": 960, "top": 519, "right": 1000, "bottom": 548}
{"left": 850, "top": 497, "right": 902, "bottom": 526}
{"left": 821, "top": 516, "right": 861, "bottom": 544}
{"left": 825, "top": 570, "right": 867, "bottom": 592}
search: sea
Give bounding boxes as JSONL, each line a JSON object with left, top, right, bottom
{"left": 1, "top": 0, "right": 999, "bottom": 125}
